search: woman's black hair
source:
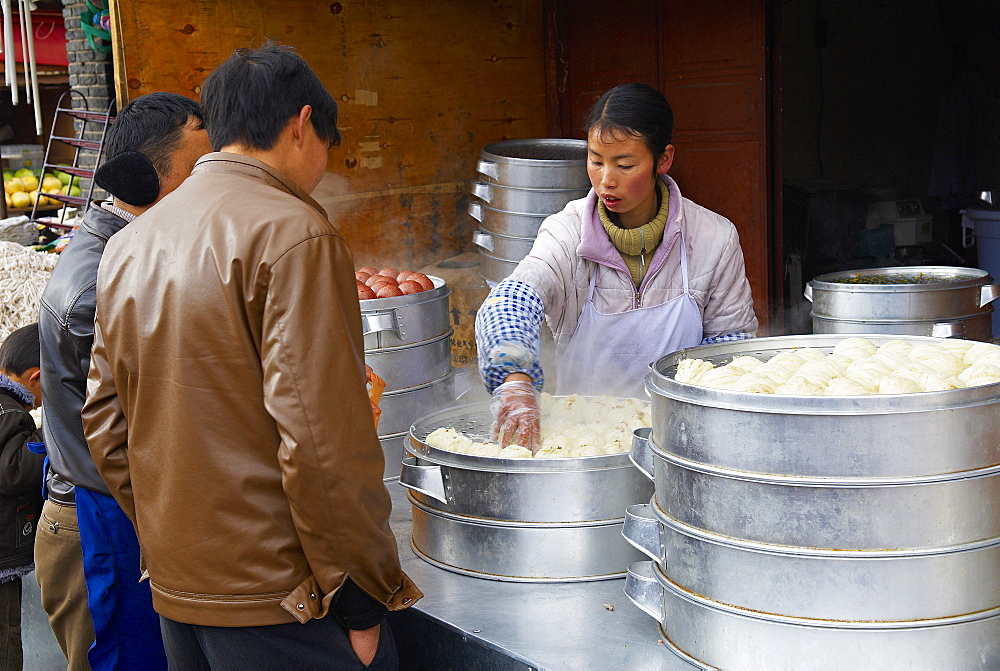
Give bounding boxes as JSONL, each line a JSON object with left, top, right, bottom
{"left": 585, "top": 83, "right": 674, "bottom": 159}
{"left": 201, "top": 41, "right": 340, "bottom": 152}
{"left": 0, "top": 323, "right": 39, "bottom": 376}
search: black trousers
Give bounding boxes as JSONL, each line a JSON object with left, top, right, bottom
{"left": 0, "top": 577, "right": 22, "bottom": 671}
{"left": 159, "top": 615, "right": 397, "bottom": 671}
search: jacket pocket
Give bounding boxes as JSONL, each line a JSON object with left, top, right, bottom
{"left": 16, "top": 494, "right": 39, "bottom": 549}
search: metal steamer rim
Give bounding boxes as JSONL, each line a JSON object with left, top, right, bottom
{"left": 651, "top": 561, "right": 1000, "bottom": 630}
{"left": 480, "top": 138, "right": 588, "bottom": 164}
{"left": 645, "top": 434, "right": 1000, "bottom": 489}
{"left": 407, "top": 492, "right": 626, "bottom": 529}
{"left": 406, "top": 401, "right": 642, "bottom": 473}
{"left": 359, "top": 275, "right": 450, "bottom": 309}
{"left": 642, "top": 498, "right": 1000, "bottom": 560}
{"left": 809, "top": 265, "right": 992, "bottom": 292}
{"left": 407, "top": 538, "right": 626, "bottom": 584}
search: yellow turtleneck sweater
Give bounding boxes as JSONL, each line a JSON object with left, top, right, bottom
{"left": 599, "top": 180, "right": 669, "bottom": 286}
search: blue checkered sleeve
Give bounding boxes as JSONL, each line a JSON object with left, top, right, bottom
{"left": 475, "top": 279, "right": 545, "bottom": 393}
{"left": 701, "top": 332, "right": 755, "bottom": 345}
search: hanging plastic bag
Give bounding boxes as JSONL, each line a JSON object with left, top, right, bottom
{"left": 80, "top": 0, "right": 110, "bottom": 54}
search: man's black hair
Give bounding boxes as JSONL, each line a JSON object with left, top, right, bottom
{"left": 104, "top": 92, "right": 204, "bottom": 176}
{"left": 200, "top": 41, "right": 340, "bottom": 152}
{"left": 0, "top": 323, "right": 40, "bottom": 376}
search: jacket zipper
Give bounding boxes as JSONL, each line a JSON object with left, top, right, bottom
{"left": 636, "top": 229, "right": 647, "bottom": 309}
{"left": 633, "top": 226, "right": 679, "bottom": 309}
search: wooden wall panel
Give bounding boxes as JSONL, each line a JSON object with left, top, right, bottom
{"left": 553, "top": 0, "right": 658, "bottom": 138}
{"left": 669, "top": 141, "right": 767, "bottom": 292}
{"left": 109, "top": 0, "right": 548, "bottom": 269}
{"left": 659, "top": 0, "right": 771, "bottom": 332}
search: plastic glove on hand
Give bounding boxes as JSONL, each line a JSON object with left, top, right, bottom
{"left": 490, "top": 379, "right": 541, "bottom": 454}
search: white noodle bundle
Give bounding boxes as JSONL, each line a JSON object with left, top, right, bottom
{"left": 940, "top": 339, "right": 977, "bottom": 357}
{"left": 0, "top": 241, "right": 57, "bottom": 341}
{"left": 892, "top": 362, "right": 936, "bottom": 385}
{"left": 833, "top": 337, "right": 878, "bottom": 359}
{"left": 797, "top": 358, "right": 846, "bottom": 381}
{"left": 734, "top": 373, "right": 781, "bottom": 394}
{"left": 698, "top": 366, "right": 744, "bottom": 390}
{"left": 877, "top": 340, "right": 914, "bottom": 357}
{"left": 825, "top": 377, "right": 875, "bottom": 396}
{"left": 908, "top": 346, "right": 965, "bottom": 377}
{"left": 796, "top": 348, "right": 829, "bottom": 362}
{"left": 844, "top": 358, "right": 893, "bottom": 390}
{"left": 872, "top": 349, "right": 913, "bottom": 369}
{"left": 778, "top": 375, "right": 827, "bottom": 396}
{"left": 879, "top": 374, "right": 922, "bottom": 395}
{"left": 964, "top": 343, "right": 1000, "bottom": 366}
{"left": 920, "top": 372, "right": 965, "bottom": 392}
{"left": 958, "top": 363, "right": 1000, "bottom": 386}
{"left": 675, "top": 358, "right": 714, "bottom": 384}
{"left": 727, "top": 355, "right": 765, "bottom": 374}
{"left": 753, "top": 361, "right": 798, "bottom": 384}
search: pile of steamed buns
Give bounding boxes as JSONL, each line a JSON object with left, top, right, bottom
{"left": 425, "top": 393, "right": 651, "bottom": 459}
{"left": 675, "top": 337, "right": 1000, "bottom": 395}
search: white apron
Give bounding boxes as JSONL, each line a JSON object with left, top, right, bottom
{"left": 555, "top": 228, "right": 703, "bottom": 398}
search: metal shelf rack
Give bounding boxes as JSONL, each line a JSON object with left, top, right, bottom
{"left": 30, "top": 89, "right": 115, "bottom": 229}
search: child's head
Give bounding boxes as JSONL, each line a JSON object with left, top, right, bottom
{"left": 0, "top": 323, "right": 41, "bottom": 407}
{"left": 585, "top": 83, "right": 674, "bottom": 172}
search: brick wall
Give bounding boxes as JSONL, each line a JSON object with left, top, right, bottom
{"left": 60, "top": 0, "right": 114, "bottom": 197}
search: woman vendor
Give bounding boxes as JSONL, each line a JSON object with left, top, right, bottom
{"left": 474, "top": 83, "right": 757, "bottom": 451}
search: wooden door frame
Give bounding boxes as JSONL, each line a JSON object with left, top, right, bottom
{"left": 766, "top": 0, "right": 783, "bottom": 332}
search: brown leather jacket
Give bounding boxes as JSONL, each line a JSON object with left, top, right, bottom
{"left": 82, "top": 153, "right": 421, "bottom": 627}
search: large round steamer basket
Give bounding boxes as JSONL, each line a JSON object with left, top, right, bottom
{"left": 476, "top": 138, "right": 590, "bottom": 189}
{"left": 625, "top": 561, "right": 1000, "bottom": 671}
{"left": 360, "top": 275, "right": 451, "bottom": 350}
{"left": 468, "top": 200, "right": 547, "bottom": 238}
{"left": 624, "top": 334, "right": 1000, "bottom": 669}
{"left": 469, "top": 138, "right": 590, "bottom": 285}
{"left": 805, "top": 265, "right": 1000, "bottom": 340}
{"left": 401, "top": 402, "right": 653, "bottom": 582}
{"left": 361, "top": 276, "right": 459, "bottom": 478}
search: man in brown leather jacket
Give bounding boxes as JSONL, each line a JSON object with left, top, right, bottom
{"left": 82, "top": 42, "right": 421, "bottom": 669}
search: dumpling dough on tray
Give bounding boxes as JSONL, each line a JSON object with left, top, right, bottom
{"left": 425, "top": 394, "right": 651, "bottom": 459}
{"left": 673, "top": 336, "right": 1000, "bottom": 396}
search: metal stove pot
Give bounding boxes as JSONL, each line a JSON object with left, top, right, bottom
{"left": 805, "top": 266, "right": 1000, "bottom": 339}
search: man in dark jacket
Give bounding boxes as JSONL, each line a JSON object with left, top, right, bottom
{"left": 0, "top": 323, "right": 45, "bottom": 669}
{"left": 37, "top": 92, "right": 210, "bottom": 670}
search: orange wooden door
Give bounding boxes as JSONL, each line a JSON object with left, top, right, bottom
{"left": 549, "top": 0, "right": 775, "bottom": 330}
{"left": 658, "top": 1, "right": 773, "bottom": 331}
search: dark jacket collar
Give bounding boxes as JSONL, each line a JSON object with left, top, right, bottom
{"left": 0, "top": 374, "right": 33, "bottom": 407}
{"left": 80, "top": 200, "right": 130, "bottom": 242}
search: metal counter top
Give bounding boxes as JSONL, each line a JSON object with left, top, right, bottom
{"left": 386, "top": 481, "right": 692, "bottom": 671}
